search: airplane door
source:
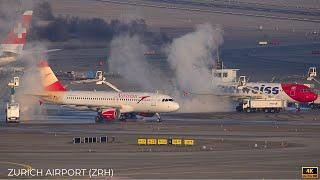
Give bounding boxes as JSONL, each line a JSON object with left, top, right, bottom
{"left": 151, "top": 95, "right": 157, "bottom": 107}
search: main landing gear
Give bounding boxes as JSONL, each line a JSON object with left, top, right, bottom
{"left": 119, "top": 114, "right": 127, "bottom": 122}
{"left": 95, "top": 115, "right": 103, "bottom": 123}
{"left": 94, "top": 112, "right": 162, "bottom": 123}
{"left": 95, "top": 111, "right": 104, "bottom": 123}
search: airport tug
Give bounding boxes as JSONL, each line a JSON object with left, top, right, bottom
{"left": 6, "top": 77, "right": 20, "bottom": 123}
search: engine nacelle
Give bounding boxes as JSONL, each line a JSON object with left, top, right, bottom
{"left": 138, "top": 112, "right": 155, "bottom": 117}
{"left": 101, "top": 108, "right": 120, "bottom": 121}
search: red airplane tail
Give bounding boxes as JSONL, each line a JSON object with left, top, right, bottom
{"left": 1, "top": 10, "right": 33, "bottom": 54}
{"left": 38, "top": 60, "right": 66, "bottom": 92}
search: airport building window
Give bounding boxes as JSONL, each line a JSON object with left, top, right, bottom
{"left": 214, "top": 73, "right": 222, "bottom": 77}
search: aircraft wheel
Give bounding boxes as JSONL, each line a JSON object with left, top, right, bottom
{"left": 236, "top": 106, "right": 243, "bottom": 112}
{"left": 118, "top": 114, "right": 127, "bottom": 122}
{"left": 310, "top": 103, "right": 315, "bottom": 109}
{"left": 95, "top": 116, "right": 103, "bottom": 123}
{"left": 155, "top": 113, "right": 162, "bottom": 122}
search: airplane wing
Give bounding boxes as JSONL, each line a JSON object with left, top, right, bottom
{"left": 61, "top": 104, "right": 120, "bottom": 111}
{"left": 25, "top": 93, "right": 51, "bottom": 98}
{"left": 20, "top": 48, "right": 62, "bottom": 56}
{"left": 61, "top": 104, "right": 133, "bottom": 113}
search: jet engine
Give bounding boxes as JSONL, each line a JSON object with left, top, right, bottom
{"left": 101, "top": 108, "right": 120, "bottom": 121}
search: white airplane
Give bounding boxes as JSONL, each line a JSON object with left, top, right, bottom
{"left": 0, "top": 10, "right": 33, "bottom": 66}
{"left": 34, "top": 60, "right": 180, "bottom": 122}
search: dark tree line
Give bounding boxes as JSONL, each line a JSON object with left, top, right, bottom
{"left": 28, "top": 1, "right": 170, "bottom": 43}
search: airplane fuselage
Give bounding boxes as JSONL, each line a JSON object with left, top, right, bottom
{"left": 216, "top": 82, "right": 317, "bottom": 103}
{"left": 41, "top": 91, "right": 180, "bottom": 113}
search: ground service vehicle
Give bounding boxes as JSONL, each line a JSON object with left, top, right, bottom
{"left": 6, "top": 103, "right": 20, "bottom": 123}
{"left": 238, "top": 98, "right": 286, "bottom": 113}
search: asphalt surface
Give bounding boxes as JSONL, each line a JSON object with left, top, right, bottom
{"left": 0, "top": 106, "right": 320, "bottom": 178}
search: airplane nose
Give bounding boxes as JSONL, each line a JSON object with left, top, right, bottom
{"left": 307, "top": 93, "right": 318, "bottom": 102}
{"left": 312, "top": 93, "right": 318, "bottom": 101}
{"left": 172, "top": 102, "right": 180, "bottom": 111}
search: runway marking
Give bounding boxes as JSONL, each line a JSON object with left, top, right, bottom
{"left": 0, "top": 161, "right": 32, "bottom": 170}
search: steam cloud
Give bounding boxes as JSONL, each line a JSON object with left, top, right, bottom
{"left": 166, "top": 23, "right": 232, "bottom": 112}
{"left": 109, "top": 34, "right": 167, "bottom": 92}
{"left": 0, "top": 0, "right": 49, "bottom": 121}
{"left": 15, "top": 42, "right": 48, "bottom": 121}
{"left": 167, "top": 23, "right": 222, "bottom": 91}
{"left": 109, "top": 23, "right": 233, "bottom": 112}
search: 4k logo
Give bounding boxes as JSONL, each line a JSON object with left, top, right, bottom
{"left": 302, "top": 167, "right": 318, "bottom": 179}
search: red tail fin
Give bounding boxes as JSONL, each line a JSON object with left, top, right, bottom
{"left": 1, "top": 10, "right": 33, "bottom": 54}
{"left": 38, "top": 60, "right": 66, "bottom": 92}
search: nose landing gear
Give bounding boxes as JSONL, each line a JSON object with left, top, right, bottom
{"left": 155, "top": 113, "right": 161, "bottom": 122}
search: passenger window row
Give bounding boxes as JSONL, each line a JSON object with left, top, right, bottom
{"left": 66, "top": 97, "right": 150, "bottom": 102}
{"left": 67, "top": 97, "right": 114, "bottom": 100}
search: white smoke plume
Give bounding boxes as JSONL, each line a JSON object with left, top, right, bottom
{"left": 167, "top": 23, "right": 221, "bottom": 91}
{"left": 109, "top": 34, "right": 165, "bottom": 91}
{"left": 109, "top": 23, "right": 233, "bottom": 112}
{"left": 15, "top": 42, "right": 48, "bottom": 121}
{"left": 166, "top": 23, "right": 232, "bottom": 112}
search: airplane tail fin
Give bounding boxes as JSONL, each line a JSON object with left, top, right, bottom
{"left": 1, "top": 10, "right": 33, "bottom": 54}
{"left": 38, "top": 60, "right": 66, "bottom": 92}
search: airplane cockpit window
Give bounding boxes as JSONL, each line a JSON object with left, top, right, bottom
{"left": 162, "top": 98, "right": 174, "bottom": 102}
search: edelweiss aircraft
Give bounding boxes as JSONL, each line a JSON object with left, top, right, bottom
{"left": 217, "top": 82, "right": 317, "bottom": 103}
{"left": 35, "top": 61, "right": 180, "bottom": 122}
{"left": 193, "top": 55, "right": 317, "bottom": 104}
{"left": 0, "top": 10, "right": 33, "bottom": 66}
{"left": 187, "top": 67, "right": 318, "bottom": 105}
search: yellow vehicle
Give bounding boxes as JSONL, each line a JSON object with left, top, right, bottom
{"left": 184, "top": 139, "right": 195, "bottom": 146}
{"left": 157, "top": 139, "right": 168, "bottom": 145}
{"left": 137, "top": 138, "right": 147, "bottom": 145}
{"left": 172, "top": 139, "right": 182, "bottom": 145}
{"left": 147, "top": 138, "right": 157, "bottom": 145}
